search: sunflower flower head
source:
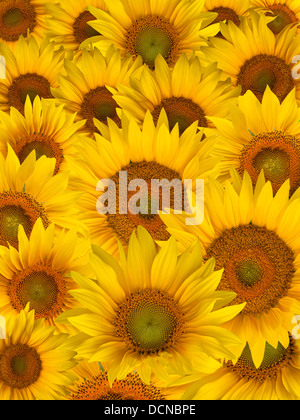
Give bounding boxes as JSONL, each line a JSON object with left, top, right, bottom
{"left": 0, "top": 305, "right": 77, "bottom": 399}
{"left": 81, "top": 0, "right": 220, "bottom": 69}
{"left": 57, "top": 226, "right": 245, "bottom": 384}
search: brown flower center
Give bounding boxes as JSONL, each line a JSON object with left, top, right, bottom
{"left": 0, "top": 0, "right": 37, "bottom": 42}
{"left": 237, "top": 54, "right": 294, "bottom": 102}
{"left": 73, "top": 10, "right": 101, "bottom": 44}
{"left": 13, "top": 133, "right": 64, "bottom": 175}
{"left": 227, "top": 338, "right": 296, "bottom": 382}
{"left": 206, "top": 225, "right": 295, "bottom": 315}
{"left": 152, "top": 97, "right": 208, "bottom": 134}
{"left": 8, "top": 264, "right": 67, "bottom": 320}
{"left": 0, "top": 191, "right": 50, "bottom": 248}
{"left": 106, "top": 161, "right": 183, "bottom": 245}
{"left": 7, "top": 73, "right": 53, "bottom": 114}
{"left": 69, "top": 372, "right": 165, "bottom": 400}
{"left": 0, "top": 344, "right": 42, "bottom": 389}
{"left": 81, "top": 86, "right": 120, "bottom": 133}
{"left": 239, "top": 131, "right": 300, "bottom": 194}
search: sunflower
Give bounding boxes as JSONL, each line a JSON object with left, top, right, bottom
{"left": 0, "top": 305, "right": 77, "bottom": 400}
{"left": 202, "top": 0, "right": 250, "bottom": 34}
{"left": 251, "top": 0, "right": 300, "bottom": 34}
{"left": 0, "top": 35, "right": 65, "bottom": 114}
{"left": 0, "top": 0, "right": 58, "bottom": 49}
{"left": 208, "top": 87, "right": 300, "bottom": 195}
{"left": 57, "top": 227, "right": 245, "bottom": 384}
{"left": 111, "top": 53, "right": 241, "bottom": 135}
{"left": 0, "top": 219, "right": 91, "bottom": 332}
{"left": 183, "top": 336, "right": 300, "bottom": 400}
{"left": 66, "top": 360, "right": 167, "bottom": 400}
{"left": 45, "top": 0, "right": 107, "bottom": 56}
{"left": 0, "top": 96, "right": 87, "bottom": 175}
{"left": 81, "top": 0, "right": 220, "bottom": 69}
{"left": 0, "top": 145, "right": 86, "bottom": 249}
{"left": 202, "top": 11, "right": 300, "bottom": 104}
{"left": 161, "top": 171, "right": 300, "bottom": 367}
{"left": 69, "top": 110, "right": 219, "bottom": 256}
{"left": 51, "top": 45, "right": 143, "bottom": 136}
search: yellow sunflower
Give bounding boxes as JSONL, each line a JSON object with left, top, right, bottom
{"left": 81, "top": 0, "right": 220, "bottom": 69}
{"left": 0, "top": 35, "right": 65, "bottom": 114}
{"left": 208, "top": 87, "right": 300, "bottom": 194}
{"left": 161, "top": 171, "right": 300, "bottom": 367}
{"left": 0, "top": 305, "right": 77, "bottom": 400}
{"left": 202, "top": 11, "right": 300, "bottom": 104}
{"left": 111, "top": 53, "right": 241, "bottom": 135}
{"left": 0, "top": 0, "right": 58, "bottom": 49}
{"left": 51, "top": 45, "right": 143, "bottom": 136}
{"left": 69, "top": 110, "right": 219, "bottom": 256}
{"left": 45, "top": 0, "right": 107, "bottom": 56}
{"left": 0, "top": 145, "right": 86, "bottom": 249}
{"left": 203, "top": 0, "right": 250, "bottom": 30}
{"left": 57, "top": 227, "right": 244, "bottom": 384}
{"left": 0, "top": 219, "right": 91, "bottom": 331}
{"left": 251, "top": 0, "right": 300, "bottom": 34}
{"left": 184, "top": 337, "right": 300, "bottom": 400}
{"left": 0, "top": 96, "right": 86, "bottom": 175}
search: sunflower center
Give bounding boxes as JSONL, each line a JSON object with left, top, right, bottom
{"left": 9, "top": 265, "right": 67, "bottom": 319}
{"left": 81, "top": 86, "right": 120, "bottom": 133}
{"left": 13, "top": 134, "right": 64, "bottom": 175}
{"left": 227, "top": 339, "right": 295, "bottom": 382}
{"left": 236, "top": 259, "right": 264, "bottom": 287}
{"left": 152, "top": 97, "right": 208, "bottom": 134}
{"left": 210, "top": 6, "right": 240, "bottom": 26}
{"left": 7, "top": 73, "right": 53, "bottom": 114}
{"left": 125, "top": 16, "right": 179, "bottom": 68}
{"left": 253, "top": 148, "right": 290, "bottom": 182}
{"left": 0, "top": 1, "right": 37, "bottom": 42}
{"left": 0, "top": 191, "right": 50, "bottom": 248}
{"left": 73, "top": 10, "right": 100, "bottom": 44}
{"left": 115, "top": 290, "right": 184, "bottom": 355}
{"left": 266, "top": 4, "right": 298, "bottom": 35}
{"left": 3, "top": 8, "right": 25, "bottom": 27}
{"left": 206, "top": 225, "right": 295, "bottom": 315}
{"left": 237, "top": 54, "right": 294, "bottom": 102}
{"left": 106, "top": 161, "right": 183, "bottom": 245}
{"left": 239, "top": 131, "right": 300, "bottom": 194}
{"left": 70, "top": 372, "right": 165, "bottom": 400}
{"left": 0, "top": 344, "right": 42, "bottom": 389}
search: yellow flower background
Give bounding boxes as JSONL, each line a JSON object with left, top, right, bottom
{"left": 0, "top": 0, "right": 300, "bottom": 401}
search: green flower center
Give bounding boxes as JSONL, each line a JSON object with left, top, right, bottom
{"left": 115, "top": 290, "right": 185, "bottom": 354}
{"left": 2, "top": 8, "right": 25, "bottom": 27}
{"left": 252, "top": 148, "right": 290, "bottom": 184}
{"left": 266, "top": 5, "right": 297, "bottom": 35}
{"left": 236, "top": 260, "right": 264, "bottom": 287}
{"left": 125, "top": 16, "right": 179, "bottom": 68}
{"left": 19, "top": 272, "right": 59, "bottom": 312}
{"left": 0, "top": 205, "right": 32, "bottom": 246}
{"left": 136, "top": 27, "right": 173, "bottom": 68}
